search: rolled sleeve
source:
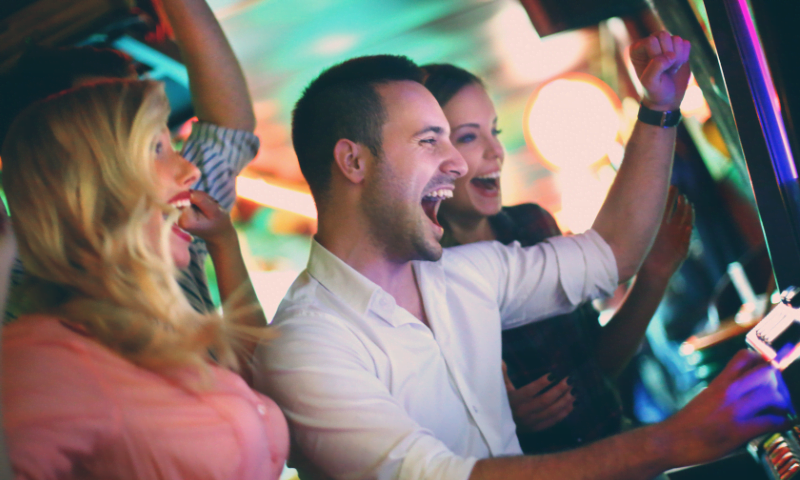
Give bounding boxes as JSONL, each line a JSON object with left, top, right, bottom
{"left": 546, "top": 229, "right": 618, "bottom": 306}
{"left": 182, "top": 122, "right": 260, "bottom": 212}
{"left": 254, "top": 314, "right": 477, "bottom": 480}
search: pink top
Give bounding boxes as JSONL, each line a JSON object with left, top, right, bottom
{"left": 2, "top": 316, "right": 289, "bottom": 479}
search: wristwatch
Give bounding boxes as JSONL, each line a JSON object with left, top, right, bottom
{"left": 638, "top": 103, "right": 682, "bottom": 127}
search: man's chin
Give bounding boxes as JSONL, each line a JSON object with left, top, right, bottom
{"left": 415, "top": 238, "right": 443, "bottom": 262}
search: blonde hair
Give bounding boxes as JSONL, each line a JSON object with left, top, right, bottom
{"left": 2, "top": 80, "right": 239, "bottom": 380}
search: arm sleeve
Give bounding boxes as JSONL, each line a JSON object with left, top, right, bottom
{"left": 181, "top": 121, "right": 260, "bottom": 212}
{"left": 3, "top": 335, "right": 116, "bottom": 479}
{"left": 254, "top": 315, "right": 477, "bottom": 480}
{"left": 448, "top": 230, "right": 619, "bottom": 331}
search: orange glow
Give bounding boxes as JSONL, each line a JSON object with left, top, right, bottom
{"left": 524, "top": 73, "right": 622, "bottom": 172}
{"left": 236, "top": 176, "right": 317, "bottom": 219}
{"left": 681, "top": 77, "right": 712, "bottom": 123}
{"left": 552, "top": 164, "right": 616, "bottom": 234}
{"left": 489, "top": 2, "right": 589, "bottom": 85}
{"left": 251, "top": 269, "right": 301, "bottom": 321}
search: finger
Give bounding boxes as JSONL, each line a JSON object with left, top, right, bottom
{"left": 658, "top": 31, "right": 675, "bottom": 56}
{"left": 191, "top": 190, "right": 223, "bottom": 216}
{"left": 668, "top": 36, "right": 689, "bottom": 74}
{"left": 663, "top": 186, "right": 679, "bottom": 222}
{"left": 502, "top": 362, "right": 515, "bottom": 393}
{"left": 672, "top": 37, "right": 685, "bottom": 66}
{"left": 523, "top": 395, "right": 575, "bottom": 431}
{"left": 642, "top": 35, "right": 662, "bottom": 58}
{"left": 516, "top": 379, "right": 571, "bottom": 416}
{"left": 735, "top": 384, "right": 793, "bottom": 420}
{"left": 513, "top": 373, "right": 557, "bottom": 400}
{"left": 678, "top": 38, "right": 692, "bottom": 66}
{"left": 674, "top": 195, "right": 691, "bottom": 225}
{"left": 672, "top": 193, "right": 686, "bottom": 224}
{"left": 630, "top": 36, "right": 661, "bottom": 77}
{"left": 717, "top": 350, "right": 766, "bottom": 383}
{"left": 727, "top": 366, "right": 787, "bottom": 404}
{"left": 738, "top": 414, "right": 792, "bottom": 441}
{"left": 640, "top": 53, "right": 677, "bottom": 91}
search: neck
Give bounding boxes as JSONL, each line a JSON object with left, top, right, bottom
{"left": 316, "top": 211, "right": 417, "bottom": 307}
{"left": 442, "top": 211, "right": 497, "bottom": 246}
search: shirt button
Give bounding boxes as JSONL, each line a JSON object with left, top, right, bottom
{"left": 257, "top": 404, "right": 267, "bottom": 415}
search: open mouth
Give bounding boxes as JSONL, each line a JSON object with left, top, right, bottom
{"left": 470, "top": 171, "right": 501, "bottom": 193}
{"left": 421, "top": 188, "right": 453, "bottom": 227}
{"left": 166, "top": 192, "right": 193, "bottom": 242}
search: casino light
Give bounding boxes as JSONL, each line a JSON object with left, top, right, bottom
{"left": 236, "top": 176, "right": 317, "bottom": 219}
{"left": 523, "top": 73, "right": 622, "bottom": 172}
{"left": 681, "top": 77, "right": 711, "bottom": 123}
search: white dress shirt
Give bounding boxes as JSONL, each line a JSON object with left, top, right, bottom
{"left": 254, "top": 230, "right": 618, "bottom": 480}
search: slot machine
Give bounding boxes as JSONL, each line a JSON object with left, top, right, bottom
{"left": 746, "top": 289, "right": 800, "bottom": 480}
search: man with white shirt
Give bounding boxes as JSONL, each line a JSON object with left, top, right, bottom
{"left": 255, "top": 32, "right": 790, "bottom": 480}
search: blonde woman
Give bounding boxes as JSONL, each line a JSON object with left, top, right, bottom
{"left": 1, "top": 80, "right": 288, "bottom": 479}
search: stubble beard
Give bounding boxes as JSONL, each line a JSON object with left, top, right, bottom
{"left": 362, "top": 159, "right": 443, "bottom": 263}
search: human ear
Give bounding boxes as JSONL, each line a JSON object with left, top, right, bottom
{"left": 333, "top": 139, "right": 367, "bottom": 184}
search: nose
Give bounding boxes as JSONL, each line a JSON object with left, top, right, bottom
{"left": 484, "top": 135, "right": 504, "bottom": 163}
{"left": 442, "top": 140, "right": 468, "bottom": 179}
{"left": 176, "top": 155, "right": 200, "bottom": 188}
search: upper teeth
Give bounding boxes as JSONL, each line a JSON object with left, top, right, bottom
{"left": 475, "top": 171, "right": 501, "bottom": 180}
{"left": 425, "top": 188, "right": 453, "bottom": 200}
{"left": 170, "top": 198, "right": 191, "bottom": 209}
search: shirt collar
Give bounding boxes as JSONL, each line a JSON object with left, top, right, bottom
{"left": 306, "top": 239, "right": 400, "bottom": 323}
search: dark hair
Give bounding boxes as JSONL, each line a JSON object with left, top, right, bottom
{"left": 0, "top": 45, "right": 135, "bottom": 148}
{"left": 420, "top": 63, "right": 484, "bottom": 108}
{"left": 291, "top": 55, "right": 424, "bottom": 200}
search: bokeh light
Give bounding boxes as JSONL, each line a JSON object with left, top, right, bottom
{"left": 524, "top": 73, "right": 622, "bottom": 172}
{"left": 236, "top": 176, "right": 317, "bottom": 219}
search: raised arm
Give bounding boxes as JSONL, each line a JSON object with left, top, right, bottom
{"left": 470, "top": 350, "right": 790, "bottom": 480}
{"left": 592, "top": 32, "right": 691, "bottom": 282}
{"left": 596, "top": 187, "right": 694, "bottom": 377}
{"left": 158, "top": 0, "right": 256, "bottom": 131}
{"left": 179, "top": 191, "right": 267, "bottom": 383}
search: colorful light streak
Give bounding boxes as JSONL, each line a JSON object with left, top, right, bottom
{"left": 734, "top": 0, "right": 797, "bottom": 179}
{"left": 236, "top": 176, "right": 317, "bottom": 219}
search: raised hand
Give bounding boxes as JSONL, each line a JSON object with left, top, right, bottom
{"left": 662, "top": 350, "right": 791, "bottom": 467}
{"left": 629, "top": 31, "right": 692, "bottom": 111}
{"left": 640, "top": 185, "right": 694, "bottom": 280}
{"left": 177, "top": 190, "right": 236, "bottom": 247}
{"left": 503, "top": 362, "right": 575, "bottom": 433}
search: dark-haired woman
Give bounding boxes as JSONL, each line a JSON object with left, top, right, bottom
{"left": 422, "top": 64, "right": 693, "bottom": 453}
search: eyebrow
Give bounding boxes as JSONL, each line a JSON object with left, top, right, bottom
{"left": 412, "top": 125, "right": 446, "bottom": 137}
{"left": 453, "top": 118, "right": 499, "bottom": 131}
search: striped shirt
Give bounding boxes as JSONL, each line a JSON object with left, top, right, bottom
{"left": 6, "top": 121, "right": 259, "bottom": 320}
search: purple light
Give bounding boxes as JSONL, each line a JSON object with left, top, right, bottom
{"left": 735, "top": 0, "right": 797, "bottom": 179}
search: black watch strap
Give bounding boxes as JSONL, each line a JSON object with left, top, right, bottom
{"left": 637, "top": 103, "right": 681, "bottom": 127}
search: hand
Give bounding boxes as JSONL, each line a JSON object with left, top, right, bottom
{"left": 177, "top": 190, "right": 236, "bottom": 247}
{"left": 630, "top": 31, "right": 692, "bottom": 111}
{"left": 660, "top": 350, "right": 791, "bottom": 467}
{"left": 503, "top": 361, "right": 575, "bottom": 432}
{"left": 640, "top": 186, "right": 694, "bottom": 279}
